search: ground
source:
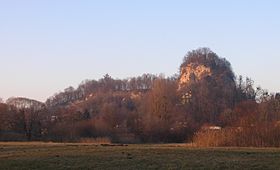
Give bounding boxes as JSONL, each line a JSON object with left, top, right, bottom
{"left": 0, "top": 142, "right": 280, "bottom": 170}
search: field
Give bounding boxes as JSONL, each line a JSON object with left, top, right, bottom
{"left": 1, "top": 143, "right": 280, "bottom": 170}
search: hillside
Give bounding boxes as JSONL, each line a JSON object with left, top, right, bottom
{"left": 1, "top": 48, "right": 280, "bottom": 147}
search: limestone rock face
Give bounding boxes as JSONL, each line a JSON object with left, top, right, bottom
{"left": 179, "top": 63, "right": 212, "bottom": 86}
{"left": 178, "top": 48, "right": 235, "bottom": 90}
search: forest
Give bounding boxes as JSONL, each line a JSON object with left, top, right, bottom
{"left": 1, "top": 48, "right": 280, "bottom": 147}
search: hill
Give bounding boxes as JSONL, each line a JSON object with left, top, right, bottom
{"left": 1, "top": 48, "right": 280, "bottom": 147}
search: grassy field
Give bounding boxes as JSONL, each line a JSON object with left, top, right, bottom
{"left": 1, "top": 142, "right": 280, "bottom": 170}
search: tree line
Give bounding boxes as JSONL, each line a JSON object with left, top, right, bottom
{"left": 1, "top": 48, "right": 280, "bottom": 146}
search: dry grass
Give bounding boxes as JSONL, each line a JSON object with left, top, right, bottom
{"left": 79, "top": 137, "right": 111, "bottom": 144}
{"left": 193, "top": 125, "right": 280, "bottom": 147}
{"left": 1, "top": 142, "right": 280, "bottom": 169}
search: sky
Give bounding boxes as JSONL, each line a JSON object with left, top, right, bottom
{"left": 0, "top": 0, "right": 280, "bottom": 102}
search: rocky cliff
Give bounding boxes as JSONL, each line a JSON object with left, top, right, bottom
{"left": 179, "top": 48, "right": 235, "bottom": 89}
{"left": 179, "top": 63, "right": 212, "bottom": 86}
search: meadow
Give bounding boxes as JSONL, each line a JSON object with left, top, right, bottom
{"left": 1, "top": 142, "right": 280, "bottom": 170}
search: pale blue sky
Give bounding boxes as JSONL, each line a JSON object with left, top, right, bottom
{"left": 0, "top": 0, "right": 280, "bottom": 102}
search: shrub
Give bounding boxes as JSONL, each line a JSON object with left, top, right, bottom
{"left": 193, "top": 123, "right": 280, "bottom": 147}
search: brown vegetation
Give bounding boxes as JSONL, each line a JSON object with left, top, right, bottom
{"left": 1, "top": 48, "right": 280, "bottom": 147}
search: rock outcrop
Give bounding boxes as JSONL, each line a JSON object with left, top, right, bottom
{"left": 179, "top": 63, "right": 212, "bottom": 87}
{"left": 179, "top": 48, "right": 235, "bottom": 89}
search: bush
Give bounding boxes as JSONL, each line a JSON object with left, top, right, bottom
{"left": 193, "top": 123, "right": 280, "bottom": 147}
{"left": 193, "top": 128, "right": 238, "bottom": 147}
